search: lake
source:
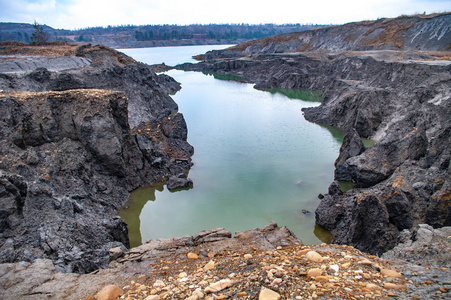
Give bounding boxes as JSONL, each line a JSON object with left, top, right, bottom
{"left": 119, "top": 45, "right": 343, "bottom": 247}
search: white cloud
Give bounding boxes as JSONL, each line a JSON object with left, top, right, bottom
{"left": 0, "top": 0, "right": 449, "bottom": 29}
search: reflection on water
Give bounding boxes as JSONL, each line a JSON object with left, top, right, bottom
{"left": 118, "top": 184, "right": 163, "bottom": 247}
{"left": 266, "top": 89, "right": 322, "bottom": 102}
{"left": 202, "top": 72, "right": 244, "bottom": 82}
{"left": 314, "top": 223, "right": 334, "bottom": 243}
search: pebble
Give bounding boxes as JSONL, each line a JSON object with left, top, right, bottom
{"left": 95, "top": 285, "right": 124, "bottom": 300}
{"left": 341, "top": 262, "right": 351, "bottom": 268}
{"left": 204, "top": 260, "right": 215, "bottom": 271}
{"left": 358, "top": 259, "right": 372, "bottom": 265}
{"left": 259, "top": 287, "right": 281, "bottom": 300}
{"left": 144, "top": 296, "right": 160, "bottom": 300}
{"left": 329, "top": 264, "right": 339, "bottom": 273}
{"left": 315, "top": 276, "right": 330, "bottom": 282}
{"left": 384, "top": 283, "right": 407, "bottom": 290}
{"left": 381, "top": 269, "right": 402, "bottom": 278}
{"left": 366, "top": 283, "right": 381, "bottom": 290}
{"left": 187, "top": 253, "right": 199, "bottom": 260}
{"left": 204, "top": 279, "right": 233, "bottom": 293}
{"left": 90, "top": 243, "right": 417, "bottom": 300}
{"left": 297, "top": 249, "right": 312, "bottom": 256}
{"left": 307, "top": 268, "right": 323, "bottom": 278}
{"left": 153, "top": 280, "right": 165, "bottom": 287}
{"left": 305, "top": 251, "right": 323, "bottom": 262}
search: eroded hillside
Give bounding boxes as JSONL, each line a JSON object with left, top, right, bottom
{"left": 200, "top": 12, "right": 450, "bottom": 60}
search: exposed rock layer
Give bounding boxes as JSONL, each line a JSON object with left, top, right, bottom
{"left": 201, "top": 13, "right": 451, "bottom": 60}
{"left": 0, "top": 44, "right": 193, "bottom": 272}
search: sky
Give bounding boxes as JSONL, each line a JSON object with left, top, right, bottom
{"left": 0, "top": 0, "right": 450, "bottom": 30}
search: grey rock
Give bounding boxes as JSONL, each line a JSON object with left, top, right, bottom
{"left": 334, "top": 163, "right": 352, "bottom": 181}
{"left": 335, "top": 128, "right": 365, "bottom": 167}
{"left": 327, "top": 181, "right": 343, "bottom": 196}
{"left": 167, "top": 176, "right": 193, "bottom": 191}
{"left": 109, "top": 246, "right": 126, "bottom": 262}
{"left": 412, "top": 181, "right": 426, "bottom": 190}
{"left": 194, "top": 228, "right": 232, "bottom": 244}
{"left": 0, "top": 48, "right": 193, "bottom": 273}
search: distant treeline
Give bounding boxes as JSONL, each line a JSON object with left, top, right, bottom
{"left": 130, "top": 24, "right": 323, "bottom": 41}
{"left": 0, "top": 23, "right": 327, "bottom": 48}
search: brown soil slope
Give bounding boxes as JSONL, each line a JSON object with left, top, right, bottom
{"left": 218, "top": 13, "right": 451, "bottom": 55}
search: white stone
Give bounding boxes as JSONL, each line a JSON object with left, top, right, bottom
{"left": 153, "top": 280, "right": 165, "bottom": 287}
{"left": 329, "top": 264, "right": 339, "bottom": 273}
{"left": 204, "top": 279, "right": 233, "bottom": 293}
{"left": 259, "top": 287, "right": 281, "bottom": 300}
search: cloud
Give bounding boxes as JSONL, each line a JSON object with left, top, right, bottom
{"left": 0, "top": 0, "right": 449, "bottom": 29}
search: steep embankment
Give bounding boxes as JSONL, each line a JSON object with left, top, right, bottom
{"left": 200, "top": 12, "right": 450, "bottom": 60}
{"left": 176, "top": 13, "right": 451, "bottom": 257}
{"left": 0, "top": 44, "right": 193, "bottom": 273}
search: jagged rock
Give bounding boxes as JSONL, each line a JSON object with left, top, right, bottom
{"left": 194, "top": 228, "right": 232, "bottom": 244}
{"left": 335, "top": 128, "right": 365, "bottom": 167}
{"left": 334, "top": 128, "right": 365, "bottom": 181}
{"left": 0, "top": 44, "right": 194, "bottom": 272}
{"left": 166, "top": 176, "right": 193, "bottom": 191}
{"left": 334, "top": 163, "right": 352, "bottom": 182}
{"left": 0, "top": 83, "right": 192, "bottom": 272}
{"left": 327, "top": 181, "right": 343, "bottom": 196}
{"left": 347, "top": 124, "right": 428, "bottom": 188}
{"left": 109, "top": 246, "right": 126, "bottom": 262}
{"left": 381, "top": 225, "right": 451, "bottom": 265}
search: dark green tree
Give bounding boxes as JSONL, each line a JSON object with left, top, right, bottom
{"left": 30, "top": 20, "right": 49, "bottom": 45}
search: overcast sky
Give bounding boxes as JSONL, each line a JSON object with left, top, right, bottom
{"left": 0, "top": 0, "right": 450, "bottom": 29}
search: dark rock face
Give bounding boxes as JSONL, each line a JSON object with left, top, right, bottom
{"left": 0, "top": 90, "right": 192, "bottom": 273}
{"left": 334, "top": 129, "right": 365, "bottom": 181}
{"left": 335, "top": 129, "right": 365, "bottom": 167}
{"left": 167, "top": 176, "right": 193, "bottom": 191}
{"left": 0, "top": 46, "right": 192, "bottom": 273}
{"left": 178, "top": 50, "right": 451, "bottom": 255}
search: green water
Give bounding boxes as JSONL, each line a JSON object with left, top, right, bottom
{"left": 119, "top": 46, "right": 346, "bottom": 247}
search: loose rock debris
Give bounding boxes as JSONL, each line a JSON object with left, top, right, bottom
{"left": 90, "top": 243, "right": 445, "bottom": 300}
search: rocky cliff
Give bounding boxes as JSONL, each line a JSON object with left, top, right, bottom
{"left": 0, "top": 44, "right": 193, "bottom": 273}
{"left": 200, "top": 12, "right": 450, "bottom": 60}
{"left": 176, "top": 14, "right": 451, "bottom": 257}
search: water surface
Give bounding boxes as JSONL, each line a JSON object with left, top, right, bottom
{"left": 120, "top": 46, "right": 344, "bottom": 247}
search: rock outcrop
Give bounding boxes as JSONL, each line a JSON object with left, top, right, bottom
{"left": 2, "top": 222, "right": 449, "bottom": 299}
{"left": 0, "top": 44, "right": 193, "bottom": 272}
{"left": 176, "top": 21, "right": 451, "bottom": 256}
{"left": 201, "top": 12, "right": 451, "bottom": 60}
{"left": 0, "top": 222, "right": 300, "bottom": 299}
